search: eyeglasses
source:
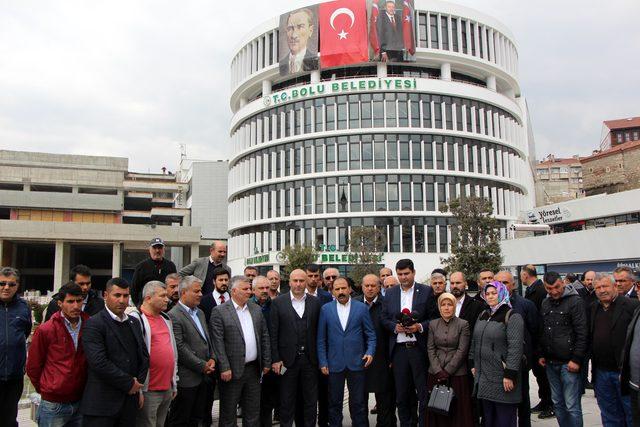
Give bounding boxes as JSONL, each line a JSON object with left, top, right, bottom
{"left": 0, "top": 281, "right": 18, "bottom": 288}
{"left": 500, "top": 281, "right": 511, "bottom": 285}
{"left": 325, "top": 276, "right": 338, "bottom": 280}
{"left": 76, "top": 281, "right": 91, "bottom": 286}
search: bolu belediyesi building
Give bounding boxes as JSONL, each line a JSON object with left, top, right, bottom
{"left": 226, "top": 0, "right": 536, "bottom": 277}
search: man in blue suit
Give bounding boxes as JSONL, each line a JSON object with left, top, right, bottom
{"left": 318, "top": 277, "right": 376, "bottom": 427}
{"left": 306, "top": 264, "right": 333, "bottom": 304}
{"left": 381, "top": 259, "right": 434, "bottom": 427}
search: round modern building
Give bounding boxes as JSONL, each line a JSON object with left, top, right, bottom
{"left": 227, "top": 0, "right": 536, "bottom": 277}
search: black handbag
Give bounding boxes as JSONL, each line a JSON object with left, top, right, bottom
{"left": 427, "top": 382, "right": 455, "bottom": 415}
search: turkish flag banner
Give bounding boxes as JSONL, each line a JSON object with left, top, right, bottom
{"left": 402, "top": 0, "right": 416, "bottom": 55}
{"left": 319, "top": 0, "right": 369, "bottom": 68}
{"left": 369, "top": 0, "right": 380, "bottom": 57}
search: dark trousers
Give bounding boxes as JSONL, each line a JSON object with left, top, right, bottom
{"left": 204, "top": 377, "right": 216, "bottom": 427}
{"left": 0, "top": 377, "right": 23, "bottom": 427}
{"left": 519, "top": 364, "right": 532, "bottom": 427}
{"left": 317, "top": 371, "right": 329, "bottom": 427}
{"left": 168, "top": 381, "right": 207, "bottom": 427}
{"left": 392, "top": 345, "right": 427, "bottom": 427}
{"left": 218, "top": 362, "right": 261, "bottom": 427}
{"left": 280, "top": 355, "right": 318, "bottom": 427}
{"left": 260, "top": 371, "right": 280, "bottom": 427}
{"left": 532, "top": 360, "right": 552, "bottom": 407}
{"left": 373, "top": 389, "right": 397, "bottom": 427}
{"left": 630, "top": 389, "right": 640, "bottom": 427}
{"left": 481, "top": 400, "right": 518, "bottom": 427}
{"left": 328, "top": 370, "right": 367, "bottom": 427}
{"left": 82, "top": 395, "right": 138, "bottom": 427}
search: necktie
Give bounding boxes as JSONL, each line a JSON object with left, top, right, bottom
{"left": 290, "top": 56, "right": 297, "bottom": 73}
{"left": 220, "top": 294, "right": 225, "bottom": 304}
{"left": 390, "top": 15, "right": 396, "bottom": 29}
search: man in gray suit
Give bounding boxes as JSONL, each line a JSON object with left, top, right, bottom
{"left": 210, "top": 275, "right": 271, "bottom": 427}
{"left": 167, "top": 276, "right": 216, "bottom": 427}
{"left": 179, "top": 241, "right": 230, "bottom": 295}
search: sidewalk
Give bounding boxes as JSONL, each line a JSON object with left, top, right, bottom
{"left": 18, "top": 376, "right": 602, "bottom": 426}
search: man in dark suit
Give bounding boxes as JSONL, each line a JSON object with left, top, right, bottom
{"left": 474, "top": 269, "right": 495, "bottom": 304}
{"left": 357, "top": 274, "right": 397, "bottom": 426}
{"left": 270, "top": 269, "right": 321, "bottom": 427}
{"left": 200, "top": 266, "right": 231, "bottom": 323}
{"left": 500, "top": 270, "right": 540, "bottom": 427}
{"left": 179, "top": 241, "right": 230, "bottom": 295}
{"left": 210, "top": 275, "right": 271, "bottom": 426}
{"left": 131, "top": 238, "right": 177, "bottom": 305}
{"left": 168, "top": 276, "right": 216, "bottom": 427}
{"left": 306, "top": 264, "right": 332, "bottom": 304}
{"left": 521, "top": 264, "right": 554, "bottom": 418}
{"left": 590, "top": 273, "right": 638, "bottom": 426}
{"left": 620, "top": 288, "right": 640, "bottom": 422}
{"left": 381, "top": 259, "right": 434, "bottom": 426}
{"left": 450, "top": 271, "right": 485, "bottom": 333}
{"left": 279, "top": 8, "right": 318, "bottom": 75}
{"left": 615, "top": 266, "right": 638, "bottom": 299}
{"left": 318, "top": 277, "right": 376, "bottom": 427}
{"left": 44, "top": 264, "right": 104, "bottom": 321}
{"left": 377, "top": 0, "right": 405, "bottom": 62}
{"left": 80, "top": 278, "right": 149, "bottom": 426}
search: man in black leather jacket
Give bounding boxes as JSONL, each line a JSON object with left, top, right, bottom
{"left": 538, "top": 271, "right": 587, "bottom": 427}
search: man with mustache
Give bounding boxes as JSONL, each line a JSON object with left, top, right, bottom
{"left": 318, "top": 277, "right": 376, "bottom": 427}
{"left": 279, "top": 8, "right": 318, "bottom": 75}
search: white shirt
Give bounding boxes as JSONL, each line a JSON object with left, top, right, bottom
{"left": 289, "top": 48, "right": 307, "bottom": 73}
{"left": 337, "top": 298, "right": 351, "bottom": 331}
{"left": 213, "top": 289, "right": 230, "bottom": 305}
{"left": 179, "top": 301, "right": 208, "bottom": 342}
{"left": 105, "top": 306, "right": 129, "bottom": 323}
{"left": 455, "top": 295, "right": 465, "bottom": 317}
{"left": 291, "top": 291, "right": 307, "bottom": 318}
{"left": 364, "top": 296, "right": 378, "bottom": 309}
{"left": 397, "top": 284, "right": 417, "bottom": 343}
{"left": 305, "top": 288, "right": 318, "bottom": 298}
{"left": 233, "top": 300, "right": 258, "bottom": 363}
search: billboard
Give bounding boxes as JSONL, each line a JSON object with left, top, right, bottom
{"left": 369, "top": 0, "right": 416, "bottom": 62}
{"left": 278, "top": 6, "right": 320, "bottom": 76}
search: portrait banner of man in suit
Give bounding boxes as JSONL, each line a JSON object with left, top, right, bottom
{"left": 279, "top": 6, "right": 319, "bottom": 76}
{"left": 369, "top": 0, "right": 416, "bottom": 62}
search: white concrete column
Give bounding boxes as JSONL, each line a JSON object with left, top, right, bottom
{"left": 240, "top": 97, "right": 248, "bottom": 108}
{"left": 377, "top": 62, "right": 387, "bottom": 78}
{"left": 72, "top": 186, "right": 79, "bottom": 194}
{"left": 440, "top": 63, "right": 451, "bottom": 81}
{"left": 112, "top": 242, "right": 122, "bottom": 277}
{"left": 486, "top": 75, "right": 497, "bottom": 91}
{"left": 53, "top": 241, "right": 70, "bottom": 292}
{"left": 310, "top": 70, "right": 320, "bottom": 83}
{"left": 262, "top": 79, "right": 272, "bottom": 96}
{"left": 0, "top": 239, "right": 4, "bottom": 266}
{"left": 190, "top": 243, "right": 200, "bottom": 263}
{"left": 504, "top": 88, "right": 515, "bottom": 99}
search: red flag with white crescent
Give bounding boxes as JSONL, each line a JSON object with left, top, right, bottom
{"left": 369, "top": 0, "right": 380, "bottom": 57}
{"left": 319, "top": 0, "right": 369, "bottom": 68}
{"left": 402, "top": 0, "right": 416, "bottom": 55}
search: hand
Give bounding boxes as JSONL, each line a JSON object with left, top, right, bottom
{"left": 138, "top": 392, "right": 144, "bottom": 409}
{"left": 128, "top": 378, "right": 143, "bottom": 395}
{"left": 395, "top": 324, "right": 406, "bottom": 334}
{"left": 567, "top": 361, "right": 580, "bottom": 373}
{"left": 381, "top": 52, "right": 388, "bottom": 62}
{"left": 362, "top": 355, "right": 373, "bottom": 368}
{"left": 471, "top": 368, "right": 476, "bottom": 377}
{"left": 503, "top": 378, "right": 514, "bottom": 392}
{"left": 263, "top": 367, "right": 270, "bottom": 375}
{"left": 204, "top": 359, "right": 216, "bottom": 374}
{"left": 538, "top": 358, "right": 546, "bottom": 367}
{"left": 405, "top": 324, "right": 421, "bottom": 334}
{"left": 272, "top": 361, "right": 282, "bottom": 375}
{"left": 220, "top": 370, "right": 232, "bottom": 382}
{"left": 435, "top": 370, "right": 449, "bottom": 382}
{"left": 171, "top": 391, "right": 177, "bottom": 400}
{"left": 321, "top": 367, "right": 329, "bottom": 376}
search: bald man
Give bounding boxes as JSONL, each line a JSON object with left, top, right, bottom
{"left": 383, "top": 276, "right": 399, "bottom": 290}
{"left": 270, "top": 269, "right": 322, "bottom": 427}
{"left": 179, "top": 241, "right": 230, "bottom": 295}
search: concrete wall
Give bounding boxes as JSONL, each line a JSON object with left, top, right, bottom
{"left": 0, "top": 190, "right": 123, "bottom": 211}
{"left": 189, "top": 161, "right": 229, "bottom": 239}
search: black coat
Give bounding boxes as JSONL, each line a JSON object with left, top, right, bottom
{"left": 269, "top": 293, "right": 321, "bottom": 367}
{"left": 44, "top": 288, "right": 104, "bottom": 322}
{"left": 459, "top": 294, "right": 486, "bottom": 333}
{"left": 589, "top": 297, "right": 639, "bottom": 370}
{"left": 621, "top": 306, "right": 640, "bottom": 394}
{"left": 356, "top": 295, "right": 392, "bottom": 393}
{"left": 510, "top": 292, "right": 539, "bottom": 364}
{"left": 131, "top": 257, "right": 177, "bottom": 305}
{"left": 524, "top": 279, "right": 547, "bottom": 312}
{"left": 80, "top": 309, "right": 149, "bottom": 417}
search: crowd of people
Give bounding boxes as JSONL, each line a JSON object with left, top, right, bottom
{"left": 2, "top": 237, "right": 640, "bottom": 427}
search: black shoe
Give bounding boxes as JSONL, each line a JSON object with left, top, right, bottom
{"left": 538, "top": 409, "right": 556, "bottom": 419}
{"left": 585, "top": 381, "right": 594, "bottom": 390}
{"left": 370, "top": 404, "right": 378, "bottom": 414}
{"left": 531, "top": 402, "right": 546, "bottom": 413}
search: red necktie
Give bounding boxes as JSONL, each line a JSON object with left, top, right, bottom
{"left": 220, "top": 295, "right": 225, "bottom": 304}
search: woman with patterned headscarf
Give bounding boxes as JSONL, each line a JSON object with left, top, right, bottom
{"left": 468, "top": 281, "right": 524, "bottom": 427}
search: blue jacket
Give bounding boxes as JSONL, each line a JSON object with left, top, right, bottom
{"left": 317, "top": 299, "right": 376, "bottom": 373}
{"left": 1, "top": 295, "right": 32, "bottom": 380}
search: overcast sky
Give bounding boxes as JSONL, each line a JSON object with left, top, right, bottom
{"left": 1, "top": 0, "right": 638, "bottom": 172}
